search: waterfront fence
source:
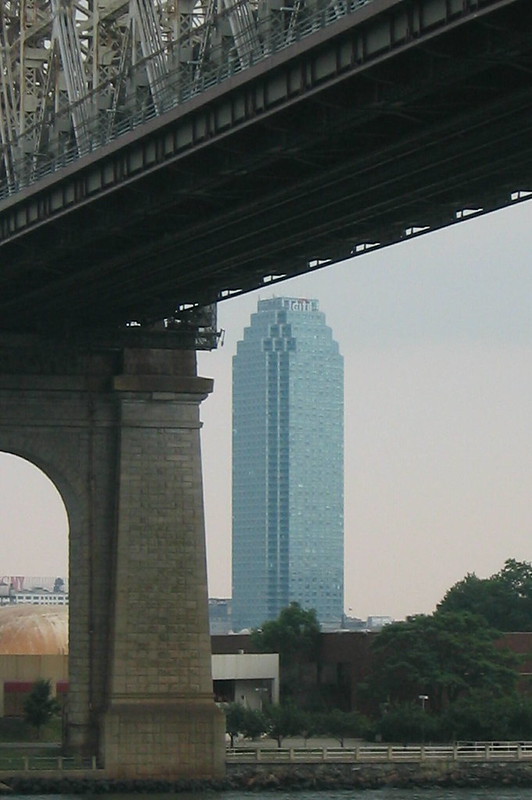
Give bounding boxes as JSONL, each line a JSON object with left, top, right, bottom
{"left": 226, "top": 742, "right": 532, "bottom": 764}
{"left": 2, "top": 742, "right": 532, "bottom": 772}
{"left": 0, "top": 754, "right": 97, "bottom": 772}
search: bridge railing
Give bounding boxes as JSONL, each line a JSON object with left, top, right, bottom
{"left": 0, "top": 0, "right": 374, "bottom": 198}
{"left": 226, "top": 742, "right": 532, "bottom": 763}
{"left": 0, "top": 754, "right": 99, "bottom": 772}
{"left": 1, "top": 742, "right": 532, "bottom": 771}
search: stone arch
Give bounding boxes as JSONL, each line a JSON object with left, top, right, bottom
{"left": 0, "top": 353, "right": 119, "bottom": 757}
{"left": 0, "top": 449, "right": 70, "bottom": 582}
{"left": 0, "top": 335, "right": 224, "bottom": 778}
{"left": 0, "top": 446, "right": 75, "bottom": 546}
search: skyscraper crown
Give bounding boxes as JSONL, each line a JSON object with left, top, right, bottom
{"left": 257, "top": 297, "right": 319, "bottom": 313}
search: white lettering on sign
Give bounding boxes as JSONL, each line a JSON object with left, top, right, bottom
{"left": 0, "top": 576, "right": 24, "bottom": 591}
{"left": 288, "top": 299, "right": 316, "bottom": 312}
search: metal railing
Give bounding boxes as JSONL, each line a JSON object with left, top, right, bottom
{"left": 0, "top": 754, "right": 99, "bottom": 772}
{"left": 0, "top": 0, "right": 374, "bottom": 199}
{"left": 226, "top": 742, "right": 532, "bottom": 763}
{"left": 1, "top": 742, "right": 531, "bottom": 772}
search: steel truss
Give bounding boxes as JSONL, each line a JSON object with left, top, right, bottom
{"left": 0, "top": 0, "right": 361, "bottom": 189}
{"left": 0, "top": 0, "right": 531, "bottom": 340}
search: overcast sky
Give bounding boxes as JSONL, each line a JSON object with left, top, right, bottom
{"left": 1, "top": 200, "right": 531, "bottom": 619}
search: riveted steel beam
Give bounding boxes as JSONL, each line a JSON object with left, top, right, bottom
{"left": 0, "top": 0, "right": 530, "bottom": 334}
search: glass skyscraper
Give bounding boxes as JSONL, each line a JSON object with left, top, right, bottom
{"left": 232, "top": 296, "right": 344, "bottom": 631}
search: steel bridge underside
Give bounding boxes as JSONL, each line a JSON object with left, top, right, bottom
{"left": 1, "top": 0, "right": 532, "bottom": 335}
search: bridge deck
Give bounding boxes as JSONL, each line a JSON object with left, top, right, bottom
{"left": 1, "top": 0, "right": 531, "bottom": 334}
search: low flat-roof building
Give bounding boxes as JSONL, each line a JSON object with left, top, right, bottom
{"left": 0, "top": 606, "right": 279, "bottom": 717}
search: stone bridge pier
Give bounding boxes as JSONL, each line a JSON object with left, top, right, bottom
{"left": 0, "top": 333, "right": 225, "bottom": 779}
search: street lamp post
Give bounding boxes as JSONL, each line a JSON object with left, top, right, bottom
{"left": 418, "top": 695, "right": 429, "bottom": 744}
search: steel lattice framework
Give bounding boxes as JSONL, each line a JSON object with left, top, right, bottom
{"left": 0, "top": 0, "right": 356, "bottom": 190}
{"left": 1, "top": 0, "right": 532, "bottom": 338}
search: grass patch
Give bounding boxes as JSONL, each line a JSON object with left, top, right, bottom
{"left": 0, "top": 716, "right": 61, "bottom": 745}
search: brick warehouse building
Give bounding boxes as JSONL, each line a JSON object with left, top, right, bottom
{"left": 212, "top": 630, "right": 532, "bottom": 713}
{"left": 0, "top": 607, "right": 531, "bottom": 717}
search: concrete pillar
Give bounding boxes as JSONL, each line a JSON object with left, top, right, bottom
{"left": 101, "top": 348, "right": 224, "bottom": 778}
{"left": 0, "top": 335, "right": 224, "bottom": 780}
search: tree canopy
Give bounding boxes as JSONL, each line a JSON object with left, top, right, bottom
{"left": 23, "top": 679, "right": 60, "bottom": 737}
{"left": 437, "top": 559, "right": 532, "bottom": 631}
{"left": 250, "top": 602, "right": 321, "bottom": 702}
{"left": 250, "top": 602, "right": 321, "bottom": 666}
{"left": 263, "top": 702, "right": 306, "bottom": 746}
{"left": 224, "top": 702, "right": 248, "bottom": 746}
{"left": 366, "top": 611, "right": 518, "bottom": 713}
{"left": 319, "top": 708, "right": 368, "bottom": 746}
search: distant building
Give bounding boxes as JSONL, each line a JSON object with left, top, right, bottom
{"left": 0, "top": 576, "right": 68, "bottom": 606}
{"left": 213, "top": 653, "right": 279, "bottom": 708}
{"left": 341, "top": 614, "right": 367, "bottom": 631}
{"left": 342, "top": 614, "right": 395, "bottom": 631}
{"left": 366, "top": 616, "right": 394, "bottom": 630}
{"left": 213, "top": 629, "right": 532, "bottom": 713}
{"left": 9, "top": 591, "right": 69, "bottom": 606}
{"left": 0, "top": 606, "right": 279, "bottom": 716}
{"left": 232, "top": 297, "right": 344, "bottom": 630}
{"left": 209, "top": 598, "right": 232, "bottom": 634}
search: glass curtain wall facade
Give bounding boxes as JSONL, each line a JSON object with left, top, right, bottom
{"left": 232, "top": 297, "right": 343, "bottom": 631}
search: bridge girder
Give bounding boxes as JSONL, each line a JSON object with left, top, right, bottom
{"left": 1, "top": 0, "right": 532, "bottom": 335}
{"left": 0, "top": 0, "right": 313, "bottom": 189}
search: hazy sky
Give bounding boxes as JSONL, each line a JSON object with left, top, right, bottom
{"left": 1, "top": 200, "right": 532, "bottom": 619}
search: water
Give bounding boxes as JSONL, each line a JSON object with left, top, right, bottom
{"left": 209, "top": 793, "right": 532, "bottom": 800}
{"left": 6, "top": 791, "right": 532, "bottom": 800}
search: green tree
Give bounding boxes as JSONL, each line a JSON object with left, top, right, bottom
{"left": 251, "top": 603, "right": 321, "bottom": 700}
{"left": 377, "top": 703, "right": 440, "bottom": 744}
{"left": 224, "top": 702, "right": 248, "bottom": 746}
{"left": 240, "top": 707, "right": 267, "bottom": 741}
{"left": 300, "top": 710, "right": 320, "bottom": 744}
{"left": 366, "top": 611, "right": 518, "bottom": 713}
{"left": 320, "top": 708, "right": 368, "bottom": 746}
{"left": 441, "top": 690, "right": 532, "bottom": 742}
{"left": 23, "top": 679, "right": 60, "bottom": 738}
{"left": 438, "top": 559, "right": 532, "bottom": 631}
{"left": 263, "top": 702, "right": 306, "bottom": 747}
{"left": 251, "top": 602, "right": 320, "bottom": 663}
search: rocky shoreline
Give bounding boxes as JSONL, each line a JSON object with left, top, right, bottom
{"left": 3, "top": 761, "right": 532, "bottom": 793}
